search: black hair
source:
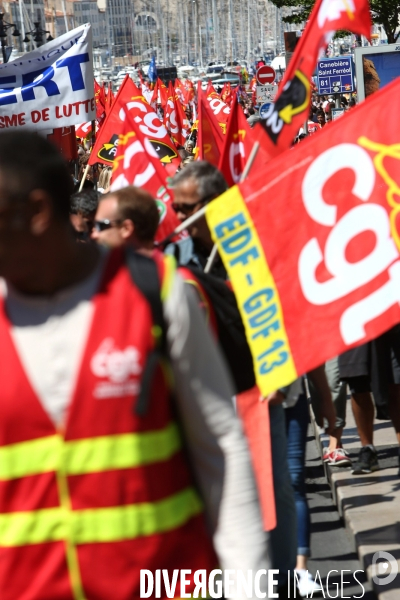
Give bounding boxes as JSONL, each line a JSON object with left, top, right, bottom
{"left": 106, "top": 186, "right": 160, "bottom": 243}
{"left": 0, "top": 130, "right": 73, "bottom": 221}
{"left": 70, "top": 189, "right": 99, "bottom": 218}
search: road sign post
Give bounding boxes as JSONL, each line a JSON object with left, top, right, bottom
{"left": 256, "top": 84, "right": 277, "bottom": 104}
{"left": 256, "top": 65, "right": 276, "bottom": 85}
{"left": 317, "top": 56, "right": 355, "bottom": 95}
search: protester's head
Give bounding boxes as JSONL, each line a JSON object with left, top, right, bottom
{"left": 98, "top": 166, "right": 112, "bottom": 193}
{"left": 181, "top": 156, "right": 195, "bottom": 168}
{"left": 70, "top": 189, "right": 99, "bottom": 241}
{"left": 184, "top": 139, "right": 195, "bottom": 154}
{"left": 169, "top": 161, "right": 227, "bottom": 249}
{"left": 177, "top": 146, "right": 191, "bottom": 162}
{"left": 316, "top": 110, "right": 326, "bottom": 126}
{"left": 0, "top": 130, "right": 73, "bottom": 281}
{"left": 91, "top": 186, "right": 159, "bottom": 252}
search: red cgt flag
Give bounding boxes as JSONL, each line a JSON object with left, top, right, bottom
{"left": 89, "top": 76, "right": 138, "bottom": 166}
{"left": 76, "top": 120, "right": 94, "bottom": 140}
{"left": 151, "top": 78, "right": 168, "bottom": 110}
{"left": 260, "top": 0, "right": 372, "bottom": 157}
{"left": 205, "top": 78, "right": 400, "bottom": 396}
{"left": 110, "top": 111, "right": 182, "bottom": 243}
{"left": 164, "top": 81, "right": 190, "bottom": 147}
{"left": 204, "top": 86, "right": 231, "bottom": 131}
{"left": 90, "top": 76, "right": 181, "bottom": 175}
{"left": 47, "top": 127, "right": 77, "bottom": 161}
{"left": 205, "top": 80, "right": 217, "bottom": 98}
{"left": 104, "top": 83, "right": 115, "bottom": 115}
{"left": 197, "top": 83, "right": 224, "bottom": 166}
{"left": 219, "top": 95, "right": 270, "bottom": 187}
{"left": 94, "top": 80, "right": 106, "bottom": 121}
{"left": 220, "top": 82, "right": 233, "bottom": 107}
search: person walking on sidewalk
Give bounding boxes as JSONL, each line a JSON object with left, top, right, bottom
{"left": 339, "top": 327, "right": 400, "bottom": 475}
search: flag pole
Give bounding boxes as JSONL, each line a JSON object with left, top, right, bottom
{"left": 239, "top": 141, "right": 259, "bottom": 182}
{"left": 204, "top": 141, "right": 259, "bottom": 272}
{"left": 91, "top": 120, "right": 98, "bottom": 191}
{"left": 78, "top": 164, "right": 90, "bottom": 192}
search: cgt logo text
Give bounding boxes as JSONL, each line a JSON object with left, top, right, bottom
{"left": 139, "top": 569, "right": 367, "bottom": 598}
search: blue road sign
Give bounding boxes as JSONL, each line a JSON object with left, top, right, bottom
{"left": 317, "top": 56, "right": 355, "bottom": 95}
{"left": 260, "top": 102, "right": 272, "bottom": 119}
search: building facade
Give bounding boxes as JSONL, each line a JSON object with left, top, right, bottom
{"left": 73, "top": 0, "right": 107, "bottom": 48}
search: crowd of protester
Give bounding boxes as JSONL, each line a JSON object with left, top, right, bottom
{"left": 0, "top": 83, "right": 394, "bottom": 600}
{"left": 62, "top": 89, "right": 394, "bottom": 596}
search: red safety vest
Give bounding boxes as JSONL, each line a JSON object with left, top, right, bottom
{"left": 0, "top": 250, "right": 216, "bottom": 600}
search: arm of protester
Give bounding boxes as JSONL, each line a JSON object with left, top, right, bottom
{"left": 262, "top": 378, "right": 303, "bottom": 406}
{"left": 307, "top": 365, "right": 336, "bottom": 434}
{"left": 163, "top": 271, "right": 271, "bottom": 587}
{"left": 263, "top": 390, "right": 285, "bottom": 405}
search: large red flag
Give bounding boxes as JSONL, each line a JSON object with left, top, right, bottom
{"left": 249, "top": 76, "right": 257, "bottom": 105}
{"left": 47, "top": 127, "right": 77, "bottom": 161}
{"left": 76, "top": 120, "right": 94, "bottom": 140}
{"left": 205, "top": 77, "right": 400, "bottom": 396}
{"left": 164, "top": 81, "right": 190, "bottom": 147}
{"left": 205, "top": 80, "right": 217, "bottom": 97}
{"left": 110, "top": 112, "right": 182, "bottom": 243}
{"left": 205, "top": 90, "right": 231, "bottom": 133}
{"left": 90, "top": 76, "right": 180, "bottom": 175}
{"left": 219, "top": 97, "right": 269, "bottom": 187}
{"left": 174, "top": 78, "right": 185, "bottom": 106}
{"left": 104, "top": 83, "right": 115, "bottom": 115}
{"left": 185, "top": 79, "right": 195, "bottom": 103}
{"left": 151, "top": 78, "right": 168, "bottom": 110}
{"left": 173, "top": 89, "right": 191, "bottom": 146}
{"left": 236, "top": 388, "right": 276, "bottom": 531}
{"left": 197, "top": 84, "right": 224, "bottom": 166}
{"left": 89, "top": 76, "right": 138, "bottom": 165}
{"left": 260, "top": 0, "right": 371, "bottom": 156}
{"left": 94, "top": 80, "right": 106, "bottom": 121}
{"left": 220, "top": 82, "right": 233, "bottom": 107}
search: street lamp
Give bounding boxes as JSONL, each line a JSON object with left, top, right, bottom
{"left": 23, "top": 22, "right": 53, "bottom": 47}
{"left": 0, "top": 13, "right": 20, "bottom": 64}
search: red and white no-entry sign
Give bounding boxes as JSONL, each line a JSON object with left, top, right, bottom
{"left": 256, "top": 65, "right": 276, "bottom": 85}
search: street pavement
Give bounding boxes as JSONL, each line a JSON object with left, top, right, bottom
{"left": 315, "top": 401, "right": 400, "bottom": 600}
{"left": 306, "top": 425, "right": 376, "bottom": 599}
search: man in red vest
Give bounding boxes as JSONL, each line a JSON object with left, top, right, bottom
{"left": 0, "top": 131, "right": 270, "bottom": 600}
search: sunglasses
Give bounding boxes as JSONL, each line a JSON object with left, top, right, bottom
{"left": 93, "top": 219, "right": 121, "bottom": 232}
{"left": 172, "top": 195, "right": 214, "bottom": 216}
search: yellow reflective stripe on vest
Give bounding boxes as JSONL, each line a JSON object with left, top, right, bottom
{"left": 0, "top": 487, "right": 203, "bottom": 547}
{"left": 65, "top": 422, "right": 181, "bottom": 475}
{"left": 0, "top": 435, "right": 61, "bottom": 480}
{"left": 0, "top": 422, "right": 181, "bottom": 481}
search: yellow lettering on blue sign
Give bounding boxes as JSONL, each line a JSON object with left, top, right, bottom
{"left": 206, "top": 186, "right": 297, "bottom": 396}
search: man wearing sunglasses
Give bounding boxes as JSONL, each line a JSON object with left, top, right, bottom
{"left": 91, "top": 186, "right": 159, "bottom": 257}
{"left": 167, "top": 161, "right": 228, "bottom": 277}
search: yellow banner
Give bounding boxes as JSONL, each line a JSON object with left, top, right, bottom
{"left": 205, "top": 186, "right": 297, "bottom": 396}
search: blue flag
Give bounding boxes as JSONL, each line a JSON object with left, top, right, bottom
{"left": 148, "top": 56, "right": 157, "bottom": 84}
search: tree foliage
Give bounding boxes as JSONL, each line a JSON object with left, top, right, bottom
{"left": 270, "top": 0, "right": 400, "bottom": 43}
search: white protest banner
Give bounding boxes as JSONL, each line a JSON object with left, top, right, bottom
{"left": 0, "top": 23, "right": 94, "bottom": 130}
